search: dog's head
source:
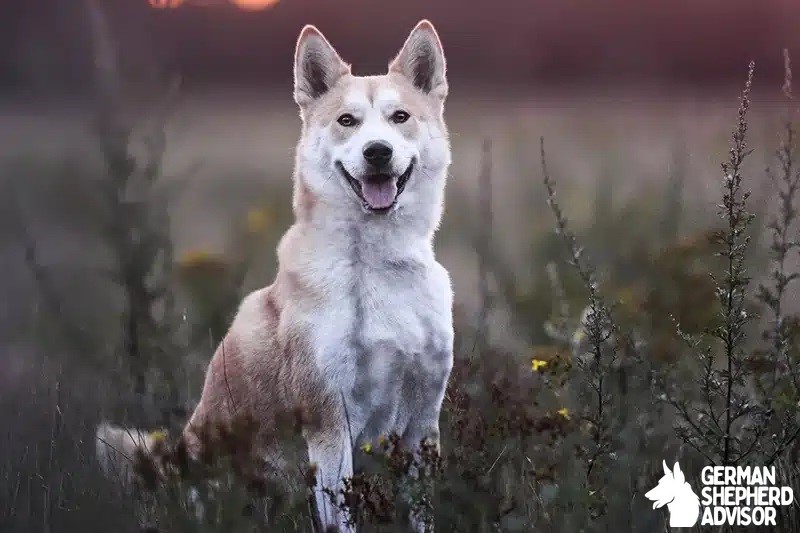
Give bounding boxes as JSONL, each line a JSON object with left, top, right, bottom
{"left": 645, "top": 461, "right": 696, "bottom": 509}
{"left": 292, "top": 21, "right": 450, "bottom": 221}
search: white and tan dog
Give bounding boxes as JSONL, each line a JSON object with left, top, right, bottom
{"left": 97, "top": 20, "right": 453, "bottom": 532}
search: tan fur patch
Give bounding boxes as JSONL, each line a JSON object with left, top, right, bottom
{"left": 296, "top": 178, "right": 317, "bottom": 221}
{"left": 182, "top": 286, "right": 336, "bottom": 460}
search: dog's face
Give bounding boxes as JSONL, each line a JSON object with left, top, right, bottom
{"left": 293, "top": 21, "right": 450, "bottom": 218}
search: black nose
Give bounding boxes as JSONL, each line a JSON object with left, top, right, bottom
{"left": 362, "top": 141, "right": 393, "bottom": 168}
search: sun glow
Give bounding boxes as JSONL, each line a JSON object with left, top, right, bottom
{"left": 149, "top": 0, "right": 184, "bottom": 7}
{"left": 149, "top": 0, "right": 279, "bottom": 10}
{"left": 231, "top": 0, "right": 279, "bottom": 10}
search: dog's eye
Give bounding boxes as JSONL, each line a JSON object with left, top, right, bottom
{"left": 391, "top": 110, "right": 410, "bottom": 124}
{"left": 337, "top": 114, "right": 357, "bottom": 127}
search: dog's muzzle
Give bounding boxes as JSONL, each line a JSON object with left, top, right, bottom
{"left": 336, "top": 159, "right": 415, "bottom": 214}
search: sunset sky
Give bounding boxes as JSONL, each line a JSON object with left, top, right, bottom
{"left": 2, "top": 0, "right": 800, "bottom": 92}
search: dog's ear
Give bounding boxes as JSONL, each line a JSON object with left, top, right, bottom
{"left": 389, "top": 20, "right": 447, "bottom": 100}
{"left": 673, "top": 462, "right": 685, "bottom": 484}
{"left": 293, "top": 25, "right": 349, "bottom": 108}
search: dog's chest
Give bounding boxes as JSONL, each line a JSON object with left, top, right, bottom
{"left": 310, "top": 250, "right": 452, "bottom": 436}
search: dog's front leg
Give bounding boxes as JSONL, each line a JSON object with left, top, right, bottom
{"left": 307, "top": 430, "right": 354, "bottom": 533}
{"left": 402, "top": 417, "right": 442, "bottom": 533}
{"left": 400, "top": 346, "right": 450, "bottom": 533}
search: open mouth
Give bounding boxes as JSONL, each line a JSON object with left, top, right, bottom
{"left": 336, "top": 159, "right": 415, "bottom": 214}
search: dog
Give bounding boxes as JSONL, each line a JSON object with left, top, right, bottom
{"left": 96, "top": 20, "right": 453, "bottom": 532}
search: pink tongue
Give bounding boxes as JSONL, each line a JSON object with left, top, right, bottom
{"left": 361, "top": 181, "right": 397, "bottom": 209}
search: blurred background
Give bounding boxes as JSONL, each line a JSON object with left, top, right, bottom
{"left": 0, "top": 0, "right": 800, "bottom": 350}
{"left": 4, "top": 0, "right": 800, "bottom": 87}
{"left": 4, "top": 0, "right": 798, "bottom": 312}
{"left": 2, "top": 1, "right": 800, "bottom": 531}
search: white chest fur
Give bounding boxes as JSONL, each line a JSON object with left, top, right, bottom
{"left": 297, "top": 225, "right": 453, "bottom": 443}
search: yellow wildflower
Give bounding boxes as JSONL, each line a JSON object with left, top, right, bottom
{"left": 246, "top": 208, "right": 271, "bottom": 234}
{"left": 557, "top": 407, "right": 570, "bottom": 420}
{"left": 531, "top": 359, "right": 549, "bottom": 372}
{"left": 177, "top": 250, "right": 226, "bottom": 269}
{"left": 149, "top": 429, "right": 167, "bottom": 444}
{"left": 360, "top": 442, "right": 373, "bottom": 454}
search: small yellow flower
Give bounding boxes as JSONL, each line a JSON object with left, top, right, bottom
{"left": 178, "top": 250, "right": 226, "bottom": 269}
{"left": 557, "top": 407, "right": 570, "bottom": 420}
{"left": 531, "top": 359, "right": 549, "bottom": 372}
{"left": 360, "top": 442, "right": 373, "bottom": 454}
{"left": 149, "top": 429, "right": 167, "bottom": 444}
{"left": 246, "top": 208, "right": 271, "bottom": 234}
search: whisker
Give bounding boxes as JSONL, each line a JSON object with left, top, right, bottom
{"left": 322, "top": 170, "right": 337, "bottom": 186}
{"left": 417, "top": 165, "right": 440, "bottom": 180}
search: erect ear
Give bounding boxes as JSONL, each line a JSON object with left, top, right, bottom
{"left": 673, "top": 462, "right": 685, "bottom": 484}
{"left": 389, "top": 20, "right": 447, "bottom": 99}
{"left": 293, "top": 25, "right": 350, "bottom": 108}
